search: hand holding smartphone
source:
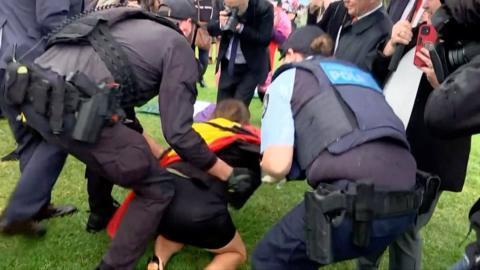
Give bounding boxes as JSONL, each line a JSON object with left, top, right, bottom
{"left": 414, "top": 23, "right": 438, "bottom": 68}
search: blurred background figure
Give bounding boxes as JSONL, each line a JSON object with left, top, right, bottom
{"left": 194, "top": 0, "right": 215, "bottom": 88}
{"left": 358, "top": 0, "right": 472, "bottom": 269}
{"left": 208, "top": 0, "right": 274, "bottom": 106}
{"left": 306, "top": 0, "right": 338, "bottom": 24}
{"left": 316, "top": 0, "right": 392, "bottom": 72}
{"left": 257, "top": 0, "right": 292, "bottom": 101}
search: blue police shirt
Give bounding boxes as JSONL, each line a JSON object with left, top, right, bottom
{"left": 261, "top": 68, "right": 296, "bottom": 153}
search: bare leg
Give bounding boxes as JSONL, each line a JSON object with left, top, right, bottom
{"left": 148, "top": 235, "right": 184, "bottom": 270}
{"left": 205, "top": 231, "right": 247, "bottom": 270}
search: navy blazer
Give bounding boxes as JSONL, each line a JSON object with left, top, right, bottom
{"left": 317, "top": 2, "right": 392, "bottom": 72}
{"left": 208, "top": 0, "right": 273, "bottom": 82}
{"left": 387, "top": 0, "right": 410, "bottom": 23}
{"left": 0, "top": 0, "right": 84, "bottom": 68}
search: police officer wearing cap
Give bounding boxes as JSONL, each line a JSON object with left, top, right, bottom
{"left": 0, "top": 3, "right": 254, "bottom": 269}
{"left": 252, "top": 26, "right": 421, "bottom": 269}
{"left": 84, "top": 0, "right": 206, "bottom": 234}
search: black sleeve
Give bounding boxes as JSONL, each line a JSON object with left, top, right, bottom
{"left": 158, "top": 35, "right": 217, "bottom": 170}
{"left": 444, "top": 0, "right": 480, "bottom": 25}
{"left": 371, "top": 43, "right": 392, "bottom": 86}
{"left": 36, "top": 0, "right": 73, "bottom": 35}
{"left": 207, "top": 0, "right": 223, "bottom": 37}
{"left": 371, "top": 27, "right": 419, "bottom": 86}
{"left": 424, "top": 55, "right": 480, "bottom": 138}
{"left": 316, "top": 3, "right": 334, "bottom": 32}
{"left": 239, "top": 4, "right": 274, "bottom": 46}
{"left": 306, "top": 7, "right": 319, "bottom": 25}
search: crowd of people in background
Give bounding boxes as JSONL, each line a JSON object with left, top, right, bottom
{"left": 0, "top": 0, "right": 478, "bottom": 269}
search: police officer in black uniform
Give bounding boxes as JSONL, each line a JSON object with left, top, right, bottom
{"left": 1, "top": 3, "right": 253, "bottom": 269}
{"left": 253, "top": 26, "right": 422, "bottom": 269}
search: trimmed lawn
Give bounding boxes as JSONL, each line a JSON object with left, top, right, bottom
{"left": 0, "top": 62, "right": 479, "bottom": 269}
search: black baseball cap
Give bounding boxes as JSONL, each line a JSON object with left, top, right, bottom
{"left": 159, "top": 0, "right": 198, "bottom": 23}
{"left": 280, "top": 26, "right": 326, "bottom": 58}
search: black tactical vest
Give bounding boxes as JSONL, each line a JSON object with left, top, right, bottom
{"left": 46, "top": 6, "right": 181, "bottom": 107}
{"left": 273, "top": 57, "right": 409, "bottom": 170}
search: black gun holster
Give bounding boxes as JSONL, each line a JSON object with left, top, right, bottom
{"left": 304, "top": 179, "right": 424, "bottom": 265}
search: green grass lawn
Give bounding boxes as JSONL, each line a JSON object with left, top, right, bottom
{"left": 0, "top": 62, "right": 479, "bottom": 270}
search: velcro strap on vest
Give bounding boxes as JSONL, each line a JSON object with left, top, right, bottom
{"left": 88, "top": 22, "right": 137, "bottom": 106}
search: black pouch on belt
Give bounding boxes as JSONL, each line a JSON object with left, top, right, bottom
{"left": 29, "top": 74, "right": 52, "bottom": 115}
{"left": 416, "top": 170, "right": 441, "bottom": 215}
{"left": 4, "top": 62, "right": 30, "bottom": 105}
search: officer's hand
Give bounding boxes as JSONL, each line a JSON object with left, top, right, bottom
{"left": 226, "top": 167, "right": 260, "bottom": 209}
{"left": 227, "top": 167, "right": 253, "bottom": 194}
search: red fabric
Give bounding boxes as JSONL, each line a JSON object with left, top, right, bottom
{"left": 410, "top": 0, "right": 424, "bottom": 21}
{"left": 269, "top": 41, "right": 278, "bottom": 72}
{"left": 107, "top": 191, "right": 135, "bottom": 238}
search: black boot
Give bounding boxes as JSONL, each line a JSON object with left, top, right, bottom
{"left": 1, "top": 149, "right": 19, "bottom": 162}
{"left": 86, "top": 203, "right": 118, "bottom": 233}
{"left": 33, "top": 204, "right": 78, "bottom": 221}
{"left": 0, "top": 218, "right": 46, "bottom": 237}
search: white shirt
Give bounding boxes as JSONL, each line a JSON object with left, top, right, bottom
{"left": 400, "top": 0, "right": 425, "bottom": 27}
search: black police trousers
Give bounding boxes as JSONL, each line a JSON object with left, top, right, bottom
{"left": 17, "top": 103, "right": 175, "bottom": 270}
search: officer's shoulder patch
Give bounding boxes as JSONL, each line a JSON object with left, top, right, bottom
{"left": 319, "top": 62, "right": 382, "bottom": 93}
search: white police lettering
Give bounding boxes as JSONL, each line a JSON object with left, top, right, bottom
{"left": 329, "top": 70, "right": 367, "bottom": 84}
{"left": 319, "top": 62, "right": 382, "bottom": 93}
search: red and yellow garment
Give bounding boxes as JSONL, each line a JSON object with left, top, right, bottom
{"left": 107, "top": 118, "right": 260, "bottom": 238}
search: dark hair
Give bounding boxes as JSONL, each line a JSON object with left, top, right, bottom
{"left": 310, "top": 34, "right": 333, "bottom": 57}
{"left": 211, "top": 99, "right": 251, "bottom": 124}
{"left": 137, "top": 0, "right": 158, "bottom": 12}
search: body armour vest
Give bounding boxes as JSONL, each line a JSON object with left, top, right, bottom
{"left": 45, "top": 6, "right": 180, "bottom": 108}
{"left": 273, "top": 57, "right": 409, "bottom": 170}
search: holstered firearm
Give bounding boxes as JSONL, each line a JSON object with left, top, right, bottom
{"left": 68, "top": 72, "right": 124, "bottom": 143}
{"left": 304, "top": 179, "right": 423, "bottom": 264}
{"left": 304, "top": 187, "right": 346, "bottom": 264}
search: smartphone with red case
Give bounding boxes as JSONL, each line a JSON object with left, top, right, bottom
{"left": 414, "top": 23, "right": 438, "bottom": 68}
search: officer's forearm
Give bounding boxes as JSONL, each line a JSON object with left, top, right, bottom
{"left": 142, "top": 132, "right": 164, "bottom": 159}
{"left": 208, "top": 158, "right": 233, "bottom": 181}
{"left": 261, "top": 146, "right": 293, "bottom": 180}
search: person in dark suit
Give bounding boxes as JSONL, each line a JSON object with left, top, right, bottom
{"left": 316, "top": 0, "right": 392, "bottom": 72}
{"left": 358, "top": 0, "right": 472, "bottom": 269}
{"left": 208, "top": 0, "right": 273, "bottom": 106}
{"left": 0, "top": 0, "right": 83, "bottom": 235}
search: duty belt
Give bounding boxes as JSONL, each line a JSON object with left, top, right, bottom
{"left": 4, "top": 62, "right": 123, "bottom": 143}
{"left": 309, "top": 180, "right": 423, "bottom": 247}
